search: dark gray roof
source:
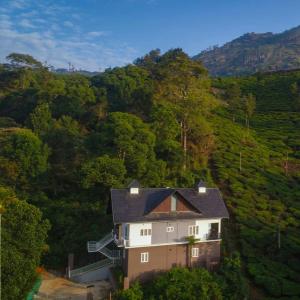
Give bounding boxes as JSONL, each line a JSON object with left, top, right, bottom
{"left": 196, "top": 180, "right": 206, "bottom": 188}
{"left": 111, "top": 187, "right": 229, "bottom": 224}
{"left": 128, "top": 180, "right": 140, "bottom": 188}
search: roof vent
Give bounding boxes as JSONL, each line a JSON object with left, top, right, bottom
{"left": 128, "top": 180, "right": 140, "bottom": 195}
{"left": 196, "top": 180, "right": 206, "bottom": 193}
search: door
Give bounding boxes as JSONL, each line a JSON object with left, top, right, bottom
{"left": 210, "top": 223, "right": 219, "bottom": 239}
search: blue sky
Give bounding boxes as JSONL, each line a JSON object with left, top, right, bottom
{"left": 1, "top": 0, "right": 300, "bottom": 71}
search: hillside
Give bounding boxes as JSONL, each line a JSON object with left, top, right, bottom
{"left": 194, "top": 25, "right": 300, "bottom": 76}
{"left": 1, "top": 51, "right": 300, "bottom": 300}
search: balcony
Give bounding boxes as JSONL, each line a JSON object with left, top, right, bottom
{"left": 204, "top": 232, "right": 221, "bottom": 241}
{"left": 114, "top": 237, "right": 130, "bottom": 247}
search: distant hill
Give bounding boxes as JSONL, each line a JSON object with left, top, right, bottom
{"left": 194, "top": 25, "right": 300, "bottom": 76}
{"left": 54, "top": 68, "right": 100, "bottom": 77}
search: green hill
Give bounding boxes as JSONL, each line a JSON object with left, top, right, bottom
{"left": 194, "top": 25, "right": 300, "bottom": 76}
{"left": 1, "top": 51, "right": 300, "bottom": 300}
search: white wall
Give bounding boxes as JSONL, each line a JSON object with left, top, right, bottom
{"left": 195, "top": 218, "right": 221, "bottom": 240}
{"left": 128, "top": 223, "right": 152, "bottom": 247}
{"left": 121, "top": 219, "right": 221, "bottom": 247}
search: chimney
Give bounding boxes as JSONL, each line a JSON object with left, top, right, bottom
{"left": 196, "top": 180, "right": 206, "bottom": 193}
{"left": 128, "top": 180, "right": 140, "bottom": 195}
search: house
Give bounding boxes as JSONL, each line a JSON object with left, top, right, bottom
{"left": 87, "top": 180, "right": 229, "bottom": 288}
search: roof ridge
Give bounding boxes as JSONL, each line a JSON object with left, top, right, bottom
{"left": 111, "top": 187, "right": 219, "bottom": 190}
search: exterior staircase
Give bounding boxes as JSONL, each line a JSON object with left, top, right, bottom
{"left": 87, "top": 232, "right": 121, "bottom": 260}
{"left": 70, "top": 258, "right": 114, "bottom": 278}
{"left": 69, "top": 232, "right": 121, "bottom": 283}
{"left": 69, "top": 258, "right": 114, "bottom": 283}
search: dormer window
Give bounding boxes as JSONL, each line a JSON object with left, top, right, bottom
{"left": 128, "top": 180, "right": 140, "bottom": 195}
{"left": 130, "top": 188, "right": 139, "bottom": 194}
{"left": 197, "top": 180, "right": 206, "bottom": 193}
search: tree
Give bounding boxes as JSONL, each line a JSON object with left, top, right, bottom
{"left": 6, "top": 53, "right": 43, "bottom": 69}
{"left": 0, "top": 128, "right": 49, "bottom": 188}
{"left": 217, "top": 252, "right": 249, "bottom": 300}
{"left": 81, "top": 155, "right": 126, "bottom": 189}
{"left": 1, "top": 186, "right": 50, "bottom": 300}
{"left": 46, "top": 116, "right": 84, "bottom": 194}
{"left": 185, "top": 235, "right": 200, "bottom": 268}
{"left": 115, "top": 282, "right": 143, "bottom": 300}
{"left": 27, "top": 102, "right": 53, "bottom": 138}
{"left": 149, "top": 267, "right": 222, "bottom": 300}
{"left": 152, "top": 49, "right": 218, "bottom": 169}
{"left": 226, "top": 83, "right": 242, "bottom": 120}
{"left": 150, "top": 104, "right": 183, "bottom": 176}
{"left": 98, "top": 112, "right": 164, "bottom": 184}
{"left": 243, "top": 93, "right": 256, "bottom": 128}
{"left": 52, "top": 74, "right": 96, "bottom": 118}
{"left": 92, "top": 65, "right": 154, "bottom": 116}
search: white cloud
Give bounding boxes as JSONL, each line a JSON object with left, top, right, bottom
{"left": 0, "top": 0, "right": 138, "bottom": 71}
{"left": 0, "top": 26, "right": 137, "bottom": 71}
{"left": 9, "top": 0, "right": 27, "bottom": 9}
{"left": 0, "top": 14, "right": 12, "bottom": 29}
{"left": 87, "top": 31, "right": 108, "bottom": 37}
{"left": 19, "top": 19, "right": 36, "bottom": 28}
{"left": 63, "top": 21, "right": 74, "bottom": 28}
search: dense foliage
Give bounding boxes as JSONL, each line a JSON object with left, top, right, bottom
{"left": 1, "top": 186, "right": 49, "bottom": 300}
{"left": 1, "top": 51, "right": 300, "bottom": 299}
{"left": 115, "top": 255, "right": 247, "bottom": 300}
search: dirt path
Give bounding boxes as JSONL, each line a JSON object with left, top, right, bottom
{"left": 37, "top": 271, "right": 111, "bottom": 299}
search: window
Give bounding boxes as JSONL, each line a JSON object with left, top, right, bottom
{"left": 140, "top": 228, "right": 152, "bottom": 236}
{"left": 166, "top": 226, "right": 174, "bottom": 233}
{"left": 192, "top": 248, "right": 199, "bottom": 257}
{"left": 141, "top": 252, "right": 149, "bottom": 263}
{"left": 171, "top": 194, "right": 177, "bottom": 211}
{"left": 188, "top": 225, "right": 199, "bottom": 236}
{"left": 124, "top": 224, "right": 129, "bottom": 239}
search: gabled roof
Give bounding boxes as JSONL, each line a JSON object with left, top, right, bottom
{"left": 111, "top": 186, "right": 229, "bottom": 224}
{"left": 196, "top": 180, "right": 206, "bottom": 188}
{"left": 149, "top": 190, "right": 201, "bottom": 214}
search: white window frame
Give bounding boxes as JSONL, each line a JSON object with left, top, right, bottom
{"left": 166, "top": 226, "right": 174, "bottom": 233}
{"left": 141, "top": 252, "right": 149, "bottom": 263}
{"left": 188, "top": 225, "right": 199, "bottom": 236}
{"left": 140, "top": 228, "right": 152, "bottom": 236}
{"left": 192, "top": 247, "right": 199, "bottom": 257}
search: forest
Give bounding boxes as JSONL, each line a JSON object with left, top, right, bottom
{"left": 1, "top": 50, "right": 300, "bottom": 300}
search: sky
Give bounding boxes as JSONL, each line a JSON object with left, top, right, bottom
{"left": 1, "top": 0, "right": 300, "bottom": 71}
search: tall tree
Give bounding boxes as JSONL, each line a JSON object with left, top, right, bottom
{"left": 92, "top": 65, "right": 154, "bottom": 116}
{"left": 0, "top": 128, "right": 49, "bottom": 189}
{"left": 152, "top": 49, "right": 218, "bottom": 169}
{"left": 1, "top": 186, "right": 50, "bottom": 300}
{"left": 27, "top": 102, "right": 54, "bottom": 138}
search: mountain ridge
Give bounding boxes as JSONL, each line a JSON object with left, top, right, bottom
{"left": 194, "top": 25, "right": 300, "bottom": 76}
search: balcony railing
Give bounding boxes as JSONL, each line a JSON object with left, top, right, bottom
{"left": 204, "top": 232, "right": 221, "bottom": 241}
{"left": 114, "top": 237, "right": 130, "bottom": 247}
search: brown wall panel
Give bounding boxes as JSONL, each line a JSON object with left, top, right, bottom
{"left": 124, "top": 241, "right": 220, "bottom": 284}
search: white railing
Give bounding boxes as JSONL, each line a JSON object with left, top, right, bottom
{"left": 69, "top": 258, "right": 113, "bottom": 278}
{"left": 87, "top": 232, "right": 113, "bottom": 253}
{"left": 114, "top": 238, "right": 130, "bottom": 247}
